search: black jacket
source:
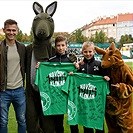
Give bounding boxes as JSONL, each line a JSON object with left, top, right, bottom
{"left": 78, "top": 56, "right": 106, "bottom": 76}
{"left": 49, "top": 52, "right": 71, "bottom": 63}
{"left": 0, "top": 40, "right": 26, "bottom": 91}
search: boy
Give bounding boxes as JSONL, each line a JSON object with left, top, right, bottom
{"left": 76, "top": 41, "right": 110, "bottom": 133}
{"left": 35, "top": 35, "right": 78, "bottom": 133}
{"left": 48, "top": 35, "right": 78, "bottom": 133}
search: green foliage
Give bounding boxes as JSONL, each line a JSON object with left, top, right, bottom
{"left": 119, "top": 34, "right": 133, "bottom": 47}
{"left": 108, "top": 37, "right": 115, "bottom": 43}
{"left": 0, "top": 34, "right": 5, "bottom": 41}
{"left": 52, "top": 32, "right": 70, "bottom": 42}
{"left": 52, "top": 30, "right": 87, "bottom": 43}
{"left": 22, "top": 33, "right": 31, "bottom": 42}
{"left": 89, "top": 30, "right": 107, "bottom": 43}
{"left": 89, "top": 35, "right": 95, "bottom": 42}
{"left": 74, "top": 29, "right": 87, "bottom": 43}
{"left": 99, "top": 30, "right": 106, "bottom": 43}
{"left": 94, "top": 31, "right": 100, "bottom": 43}
{"left": 29, "top": 30, "right": 34, "bottom": 42}
{"left": 16, "top": 28, "right": 23, "bottom": 42}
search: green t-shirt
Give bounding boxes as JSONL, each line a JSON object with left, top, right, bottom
{"left": 35, "top": 62, "right": 77, "bottom": 115}
{"left": 62, "top": 73, "right": 110, "bottom": 130}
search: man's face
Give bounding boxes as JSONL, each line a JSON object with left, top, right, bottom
{"left": 55, "top": 40, "right": 67, "bottom": 55}
{"left": 3, "top": 24, "right": 18, "bottom": 41}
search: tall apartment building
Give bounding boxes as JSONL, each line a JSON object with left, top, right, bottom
{"left": 81, "top": 13, "right": 133, "bottom": 43}
{"left": 116, "top": 13, "right": 133, "bottom": 42}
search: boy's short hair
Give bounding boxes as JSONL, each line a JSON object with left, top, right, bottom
{"left": 4, "top": 19, "right": 18, "bottom": 28}
{"left": 55, "top": 35, "right": 68, "bottom": 45}
{"left": 82, "top": 41, "right": 94, "bottom": 51}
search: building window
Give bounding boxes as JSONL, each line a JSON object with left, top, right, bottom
{"left": 113, "top": 24, "right": 115, "bottom": 26}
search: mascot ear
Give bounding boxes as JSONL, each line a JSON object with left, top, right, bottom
{"left": 109, "top": 42, "right": 116, "bottom": 53}
{"left": 95, "top": 46, "right": 106, "bottom": 55}
{"left": 45, "top": 1, "right": 57, "bottom": 16}
{"left": 108, "top": 42, "right": 117, "bottom": 56}
{"left": 33, "top": 2, "right": 44, "bottom": 15}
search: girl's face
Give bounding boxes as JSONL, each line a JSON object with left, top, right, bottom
{"left": 55, "top": 40, "right": 67, "bottom": 55}
{"left": 82, "top": 45, "right": 95, "bottom": 60}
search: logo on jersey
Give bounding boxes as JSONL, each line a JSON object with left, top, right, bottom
{"left": 68, "top": 100, "right": 77, "bottom": 121}
{"left": 78, "top": 83, "right": 97, "bottom": 99}
{"left": 47, "top": 70, "right": 66, "bottom": 87}
{"left": 40, "top": 92, "right": 51, "bottom": 112}
{"left": 94, "top": 66, "right": 99, "bottom": 71}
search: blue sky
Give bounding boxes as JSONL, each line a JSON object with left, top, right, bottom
{"left": 0, "top": 0, "right": 132, "bottom": 35}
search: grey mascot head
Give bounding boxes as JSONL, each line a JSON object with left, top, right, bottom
{"left": 32, "top": 1, "right": 57, "bottom": 61}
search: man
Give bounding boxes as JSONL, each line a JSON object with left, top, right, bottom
{"left": 0, "top": 19, "right": 26, "bottom": 133}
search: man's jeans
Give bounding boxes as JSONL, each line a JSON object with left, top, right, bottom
{"left": 0, "top": 87, "right": 26, "bottom": 133}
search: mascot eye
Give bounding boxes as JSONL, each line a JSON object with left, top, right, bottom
{"left": 48, "top": 16, "right": 53, "bottom": 22}
{"left": 108, "top": 58, "right": 111, "bottom": 61}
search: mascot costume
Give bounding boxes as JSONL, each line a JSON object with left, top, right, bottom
{"left": 95, "top": 42, "right": 133, "bottom": 133}
{"left": 26, "top": 1, "right": 76, "bottom": 133}
{"left": 26, "top": 1, "right": 57, "bottom": 133}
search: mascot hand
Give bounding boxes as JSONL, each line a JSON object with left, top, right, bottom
{"left": 106, "top": 96, "right": 121, "bottom": 115}
{"left": 68, "top": 53, "right": 77, "bottom": 63}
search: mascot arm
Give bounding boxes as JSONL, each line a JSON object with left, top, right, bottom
{"left": 117, "top": 71, "right": 133, "bottom": 98}
{"left": 118, "top": 83, "right": 133, "bottom": 98}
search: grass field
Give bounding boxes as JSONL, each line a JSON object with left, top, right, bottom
{"left": 8, "top": 62, "right": 133, "bottom": 133}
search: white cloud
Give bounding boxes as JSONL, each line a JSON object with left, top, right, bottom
{"left": 0, "top": 0, "right": 132, "bottom": 35}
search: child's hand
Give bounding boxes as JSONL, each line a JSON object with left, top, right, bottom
{"left": 78, "top": 58, "right": 84, "bottom": 65}
{"left": 73, "top": 62, "right": 80, "bottom": 69}
{"left": 35, "top": 62, "right": 40, "bottom": 68}
{"left": 68, "top": 72, "right": 74, "bottom": 75}
{"left": 104, "top": 76, "right": 110, "bottom": 81}
{"left": 111, "top": 83, "right": 120, "bottom": 88}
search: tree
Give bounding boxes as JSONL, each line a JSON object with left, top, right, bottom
{"left": 22, "top": 33, "right": 31, "bottom": 42}
{"left": 99, "top": 30, "right": 106, "bottom": 43}
{"left": 89, "top": 35, "right": 95, "bottom": 42}
{"left": 29, "top": 30, "right": 33, "bottom": 42}
{"left": 94, "top": 31, "right": 100, "bottom": 43}
{"left": 16, "top": 28, "right": 23, "bottom": 42}
{"left": 89, "top": 30, "right": 107, "bottom": 43}
{"left": 52, "top": 32, "right": 70, "bottom": 43}
{"left": 108, "top": 37, "right": 115, "bottom": 43}
{"left": 74, "top": 29, "right": 87, "bottom": 43}
{"left": 0, "top": 34, "right": 5, "bottom": 41}
{"left": 119, "top": 34, "right": 133, "bottom": 47}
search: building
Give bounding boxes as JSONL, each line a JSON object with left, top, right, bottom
{"left": 116, "top": 13, "right": 133, "bottom": 42}
{"left": 81, "top": 13, "right": 133, "bottom": 43}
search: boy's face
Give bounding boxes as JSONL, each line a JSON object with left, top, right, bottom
{"left": 55, "top": 40, "right": 67, "bottom": 55}
{"left": 82, "top": 46, "right": 95, "bottom": 60}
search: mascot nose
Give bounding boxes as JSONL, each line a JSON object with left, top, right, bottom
{"left": 101, "top": 64, "right": 104, "bottom": 68}
{"left": 39, "top": 29, "right": 45, "bottom": 35}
